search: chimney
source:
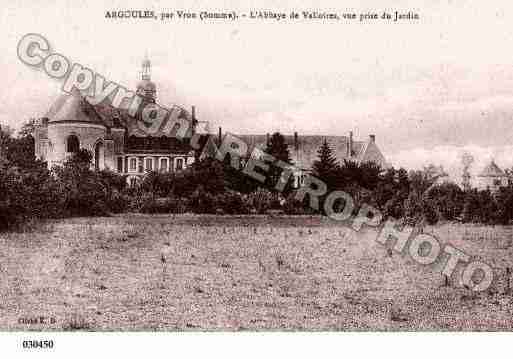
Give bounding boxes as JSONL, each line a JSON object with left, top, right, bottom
{"left": 369, "top": 134, "right": 375, "bottom": 143}
{"left": 294, "top": 132, "right": 299, "bottom": 151}
{"left": 191, "top": 106, "right": 196, "bottom": 121}
{"left": 348, "top": 131, "right": 353, "bottom": 157}
{"left": 266, "top": 133, "right": 270, "bottom": 147}
{"left": 218, "top": 126, "right": 222, "bottom": 146}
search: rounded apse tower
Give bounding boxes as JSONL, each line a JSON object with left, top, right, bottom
{"left": 43, "top": 88, "right": 108, "bottom": 169}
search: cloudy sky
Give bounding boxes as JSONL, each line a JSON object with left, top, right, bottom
{"left": 2, "top": 0, "right": 513, "bottom": 178}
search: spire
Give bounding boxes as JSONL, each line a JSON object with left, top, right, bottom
{"left": 137, "top": 53, "right": 157, "bottom": 102}
{"left": 141, "top": 54, "right": 151, "bottom": 81}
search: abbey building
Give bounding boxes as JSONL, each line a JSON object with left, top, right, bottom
{"left": 33, "top": 58, "right": 388, "bottom": 188}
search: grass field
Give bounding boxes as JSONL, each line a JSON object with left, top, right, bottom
{"left": 0, "top": 214, "right": 512, "bottom": 331}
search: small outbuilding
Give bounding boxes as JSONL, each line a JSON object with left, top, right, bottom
{"left": 476, "top": 160, "right": 509, "bottom": 192}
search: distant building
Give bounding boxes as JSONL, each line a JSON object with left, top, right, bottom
{"left": 238, "top": 131, "right": 388, "bottom": 187}
{"left": 476, "top": 160, "right": 509, "bottom": 192}
{"left": 428, "top": 165, "right": 451, "bottom": 186}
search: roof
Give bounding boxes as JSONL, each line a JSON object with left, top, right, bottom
{"left": 137, "top": 79, "right": 156, "bottom": 90}
{"left": 478, "top": 161, "right": 506, "bottom": 177}
{"left": 45, "top": 89, "right": 105, "bottom": 126}
{"left": 125, "top": 135, "right": 192, "bottom": 154}
{"left": 237, "top": 134, "right": 371, "bottom": 170}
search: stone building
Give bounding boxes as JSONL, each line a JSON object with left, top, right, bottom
{"left": 237, "top": 131, "right": 389, "bottom": 187}
{"left": 34, "top": 58, "right": 202, "bottom": 186}
{"left": 33, "top": 57, "right": 388, "bottom": 189}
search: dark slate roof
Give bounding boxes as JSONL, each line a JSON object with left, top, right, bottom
{"left": 237, "top": 134, "right": 368, "bottom": 170}
{"left": 124, "top": 135, "right": 192, "bottom": 154}
{"left": 93, "top": 101, "right": 194, "bottom": 138}
{"left": 45, "top": 89, "right": 105, "bottom": 126}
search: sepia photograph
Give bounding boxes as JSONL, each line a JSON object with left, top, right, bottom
{"left": 1, "top": 0, "right": 513, "bottom": 356}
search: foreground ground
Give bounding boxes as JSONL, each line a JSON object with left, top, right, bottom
{"left": 0, "top": 214, "right": 512, "bottom": 330}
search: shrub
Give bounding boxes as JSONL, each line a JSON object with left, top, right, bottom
{"left": 283, "top": 193, "right": 314, "bottom": 215}
{"left": 139, "top": 171, "right": 175, "bottom": 197}
{"left": 246, "top": 188, "right": 279, "bottom": 214}
{"left": 215, "top": 192, "right": 250, "bottom": 215}
{"left": 140, "top": 196, "right": 188, "bottom": 214}
{"left": 187, "top": 186, "right": 217, "bottom": 214}
{"left": 125, "top": 192, "right": 153, "bottom": 212}
{"left": 105, "top": 191, "right": 130, "bottom": 213}
{"left": 0, "top": 163, "right": 63, "bottom": 231}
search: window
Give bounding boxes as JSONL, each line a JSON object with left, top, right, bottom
{"left": 130, "top": 158, "right": 137, "bottom": 171}
{"left": 160, "top": 158, "right": 168, "bottom": 172}
{"left": 300, "top": 174, "right": 306, "bottom": 186}
{"left": 146, "top": 158, "right": 153, "bottom": 171}
{"left": 138, "top": 158, "right": 144, "bottom": 173}
{"left": 66, "top": 135, "right": 79, "bottom": 153}
{"left": 130, "top": 178, "right": 137, "bottom": 187}
{"left": 94, "top": 141, "right": 103, "bottom": 170}
{"left": 117, "top": 157, "right": 123, "bottom": 173}
{"left": 494, "top": 179, "right": 501, "bottom": 186}
{"left": 176, "top": 158, "right": 184, "bottom": 170}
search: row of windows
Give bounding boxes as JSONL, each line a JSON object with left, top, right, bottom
{"left": 66, "top": 135, "right": 188, "bottom": 174}
{"left": 117, "top": 157, "right": 186, "bottom": 173}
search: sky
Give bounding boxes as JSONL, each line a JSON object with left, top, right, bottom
{"left": 2, "top": 0, "right": 513, "bottom": 179}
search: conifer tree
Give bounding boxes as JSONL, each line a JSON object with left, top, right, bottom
{"left": 312, "top": 139, "right": 339, "bottom": 188}
{"left": 264, "top": 132, "right": 293, "bottom": 192}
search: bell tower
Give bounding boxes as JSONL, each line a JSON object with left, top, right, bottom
{"left": 141, "top": 57, "right": 151, "bottom": 81}
{"left": 136, "top": 55, "right": 157, "bottom": 102}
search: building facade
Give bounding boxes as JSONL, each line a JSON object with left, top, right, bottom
{"left": 34, "top": 58, "right": 388, "bottom": 189}
{"left": 34, "top": 59, "right": 200, "bottom": 186}
{"left": 476, "top": 160, "right": 510, "bottom": 192}
{"left": 237, "top": 131, "right": 389, "bottom": 187}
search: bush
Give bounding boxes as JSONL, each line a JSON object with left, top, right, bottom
{"left": 283, "top": 193, "right": 314, "bottom": 215}
{"left": 246, "top": 188, "right": 280, "bottom": 214}
{"left": 125, "top": 192, "right": 153, "bottom": 212}
{"left": 187, "top": 186, "right": 217, "bottom": 214}
{"left": 140, "top": 196, "right": 188, "bottom": 214}
{"left": 0, "top": 163, "right": 63, "bottom": 231}
{"left": 105, "top": 191, "right": 131, "bottom": 213}
{"left": 215, "top": 192, "right": 250, "bottom": 215}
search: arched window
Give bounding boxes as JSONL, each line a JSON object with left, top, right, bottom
{"left": 66, "top": 135, "right": 80, "bottom": 153}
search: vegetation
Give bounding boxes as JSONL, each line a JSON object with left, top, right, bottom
{"left": 3, "top": 123, "right": 513, "bottom": 231}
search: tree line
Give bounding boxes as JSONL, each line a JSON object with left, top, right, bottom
{"left": 1, "top": 123, "right": 513, "bottom": 231}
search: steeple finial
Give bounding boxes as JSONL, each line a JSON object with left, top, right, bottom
{"left": 141, "top": 53, "right": 151, "bottom": 81}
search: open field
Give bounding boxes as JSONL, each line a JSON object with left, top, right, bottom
{"left": 0, "top": 214, "right": 512, "bottom": 331}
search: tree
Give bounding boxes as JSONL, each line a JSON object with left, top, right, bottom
{"left": 5, "top": 135, "right": 36, "bottom": 169}
{"left": 312, "top": 139, "right": 339, "bottom": 188}
{"left": 426, "top": 182, "right": 465, "bottom": 221}
{"left": 264, "top": 132, "right": 294, "bottom": 193}
{"left": 53, "top": 149, "right": 109, "bottom": 216}
{"left": 182, "top": 157, "right": 226, "bottom": 195}
{"left": 265, "top": 132, "right": 292, "bottom": 164}
{"left": 494, "top": 185, "right": 513, "bottom": 224}
{"left": 0, "top": 122, "right": 39, "bottom": 169}
{"left": 18, "top": 118, "right": 36, "bottom": 138}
